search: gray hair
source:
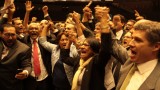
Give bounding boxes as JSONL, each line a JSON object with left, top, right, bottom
{"left": 134, "top": 19, "right": 160, "bottom": 45}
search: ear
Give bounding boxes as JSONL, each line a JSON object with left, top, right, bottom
{"left": 152, "top": 42, "right": 160, "bottom": 52}
{"left": 121, "top": 22, "right": 125, "bottom": 27}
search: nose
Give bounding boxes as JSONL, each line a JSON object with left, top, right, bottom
{"left": 19, "top": 23, "right": 23, "bottom": 28}
{"left": 79, "top": 44, "right": 85, "bottom": 49}
{"left": 129, "top": 39, "right": 134, "bottom": 48}
{"left": 63, "top": 40, "right": 68, "bottom": 43}
{"left": 8, "top": 35, "right": 13, "bottom": 39}
{"left": 32, "top": 28, "right": 38, "bottom": 32}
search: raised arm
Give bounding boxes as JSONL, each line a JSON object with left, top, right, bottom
{"left": 134, "top": 10, "right": 144, "bottom": 21}
{"left": 72, "top": 11, "right": 84, "bottom": 38}
{"left": 81, "top": 1, "right": 95, "bottom": 31}
{"left": 98, "top": 6, "right": 111, "bottom": 66}
{"left": 39, "top": 21, "right": 57, "bottom": 52}
{"left": 23, "top": 1, "right": 34, "bottom": 28}
{"left": 42, "top": 5, "right": 53, "bottom": 22}
{"left": 7, "top": 3, "right": 15, "bottom": 24}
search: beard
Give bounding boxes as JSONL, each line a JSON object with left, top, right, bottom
{"left": 2, "top": 39, "right": 16, "bottom": 47}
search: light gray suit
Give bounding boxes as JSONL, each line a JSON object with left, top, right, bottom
{"left": 116, "top": 60, "right": 160, "bottom": 90}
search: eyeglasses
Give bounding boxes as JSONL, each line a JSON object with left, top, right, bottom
{"left": 80, "top": 43, "right": 90, "bottom": 46}
{"left": 3, "top": 33, "right": 16, "bottom": 37}
{"left": 28, "top": 27, "right": 39, "bottom": 31}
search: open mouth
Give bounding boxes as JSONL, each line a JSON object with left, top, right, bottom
{"left": 31, "top": 33, "right": 37, "bottom": 35}
{"left": 6, "top": 41, "right": 13, "bottom": 46}
{"left": 31, "top": 33, "right": 38, "bottom": 37}
{"left": 62, "top": 44, "right": 66, "bottom": 47}
{"left": 129, "top": 49, "right": 137, "bottom": 59}
{"left": 123, "top": 41, "right": 127, "bottom": 44}
{"left": 80, "top": 49, "right": 87, "bottom": 55}
{"left": 131, "top": 50, "right": 137, "bottom": 55}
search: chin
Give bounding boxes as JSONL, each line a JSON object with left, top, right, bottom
{"left": 80, "top": 55, "right": 86, "bottom": 60}
{"left": 130, "top": 58, "right": 137, "bottom": 62}
{"left": 7, "top": 43, "right": 14, "bottom": 47}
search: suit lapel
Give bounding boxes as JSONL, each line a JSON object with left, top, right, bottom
{"left": 2, "top": 41, "right": 18, "bottom": 61}
{"left": 0, "top": 41, "right": 4, "bottom": 60}
{"left": 139, "top": 61, "right": 160, "bottom": 90}
{"left": 116, "top": 60, "right": 133, "bottom": 89}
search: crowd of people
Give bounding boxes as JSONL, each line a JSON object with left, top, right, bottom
{"left": 1, "top": 0, "right": 160, "bottom": 90}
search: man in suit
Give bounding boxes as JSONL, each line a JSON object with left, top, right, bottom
{"left": 112, "top": 14, "right": 126, "bottom": 44}
{"left": 22, "top": 22, "right": 53, "bottom": 90}
{"left": 0, "top": 24, "right": 31, "bottom": 90}
{"left": 116, "top": 19, "right": 160, "bottom": 90}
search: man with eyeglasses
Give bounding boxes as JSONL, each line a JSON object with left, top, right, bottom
{"left": 0, "top": 24, "right": 31, "bottom": 90}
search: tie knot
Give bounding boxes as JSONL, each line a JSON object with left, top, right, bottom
{"left": 33, "top": 40, "right": 37, "bottom": 43}
{"left": 33, "top": 40, "right": 38, "bottom": 45}
{"left": 132, "top": 63, "right": 138, "bottom": 71}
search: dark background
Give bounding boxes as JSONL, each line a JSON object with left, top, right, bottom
{"left": 1, "top": 0, "right": 160, "bottom": 22}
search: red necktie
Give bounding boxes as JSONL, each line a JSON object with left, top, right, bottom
{"left": 33, "top": 40, "right": 41, "bottom": 76}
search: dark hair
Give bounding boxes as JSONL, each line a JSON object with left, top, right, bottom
{"left": 114, "top": 14, "right": 126, "bottom": 23}
{"left": 0, "top": 24, "right": 15, "bottom": 33}
{"left": 54, "top": 31, "right": 68, "bottom": 50}
{"left": 85, "top": 37, "right": 100, "bottom": 53}
{"left": 54, "top": 32, "right": 65, "bottom": 44}
{"left": 128, "top": 19, "right": 136, "bottom": 24}
{"left": 12, "top": 17, "right": 21, "bottom": 25}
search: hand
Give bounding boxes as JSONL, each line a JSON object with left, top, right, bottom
{"left": 15, "top": 70, "right": 28, "bottom": 80}
{"left": 40, "top": 20, "right": 52, "bottom": 37}
{"left": 31, "top": 17, "right": 37, "bottom": 22}
{"left": 134, "top": 10, "right": 140, "bottom": 17}
{"left": 68, "top": 32, "right": 77, "bottom": 42}
{"left": 42, "top": 5, "right": 49, "bottom": 15}
{"left": 8, "top": 3, "right": 15, "bottom": 14}
{"left": 25, "top": 1, "right": 34, "bottom": 12}
{"left": 72, "top": 11, "right": 81, "bottom": 24}
{"left": 82, "top": 5, "right": 92, "bottom": 21}
{"left": 65, "top": 33, "right": 77, "bottom": 49}
{"left": 82, "top": 1, "right": 93, "bottom": 22}
{"left": 134, "top": 10, "right": 144, "bottom": 20}
{"left": 100, "top": 6, "right": 110, "bottom": 22}
{"left": 95, "top": 6, "right": 109, "bottom": 22}
{"left": 86, "top": 0, "right": 92, "bottom": 7}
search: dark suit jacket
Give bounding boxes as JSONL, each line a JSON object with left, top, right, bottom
{"left": 61, "top": 33, "right": 111, "bottom": 90}
{"left": 0, "top": 39, "right": 32, "bottom": 90}
{"left": 116, "top": 59, "right": 160, "bottom": 90}
{"left": 22, "top": 35, "right": 52, "bottom": 77}
{"left": 0, "top": 17, "right": 7, "bottom": 25}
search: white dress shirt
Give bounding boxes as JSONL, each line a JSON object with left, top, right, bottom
{"left": 1, "top": 43, "right": 9, "bottom": 59}
{"left": 116, "top": 29, "right": 123, "bottom": 40}
{"left": 126, "top": 59, "right": 158, "bottom": 90}
{"left": 30, "top": 39, "right": 48, "bottom": 81}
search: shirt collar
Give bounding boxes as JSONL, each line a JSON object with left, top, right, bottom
{"left": 2, "top": 42, "right": 9, "bottom": 50}
{"left": 137, "top": 59, "right": 158, "bottom": 74}
{"left": 30, "top": 38, "right": 38, "bottom": 44}
{"left": 116, "top": 29, "right": 123, "bottom": 40}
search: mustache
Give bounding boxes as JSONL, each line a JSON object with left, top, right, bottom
{"left": 6, "top": 40, "right": 14, "bottom": 43}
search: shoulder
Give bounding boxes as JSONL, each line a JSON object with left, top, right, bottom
{"left": 16, "top": 40, "right": 30, "bottom": 50}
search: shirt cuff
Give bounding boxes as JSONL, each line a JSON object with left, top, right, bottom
{"left": 23, "top": 70, "right": 29, "bottom": 77}
{"left": 3, "top": 14, "right": 8, "bottom": 18}
{"left": 44, "top": 14, "right": 49, "bottom": 18}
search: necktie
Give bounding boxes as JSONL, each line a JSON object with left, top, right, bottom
{"left": 33, "top": 40, "right": 41, "bottom": 77}
{"left": 120, "top": 64, "right": 137, "bottom": 90}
